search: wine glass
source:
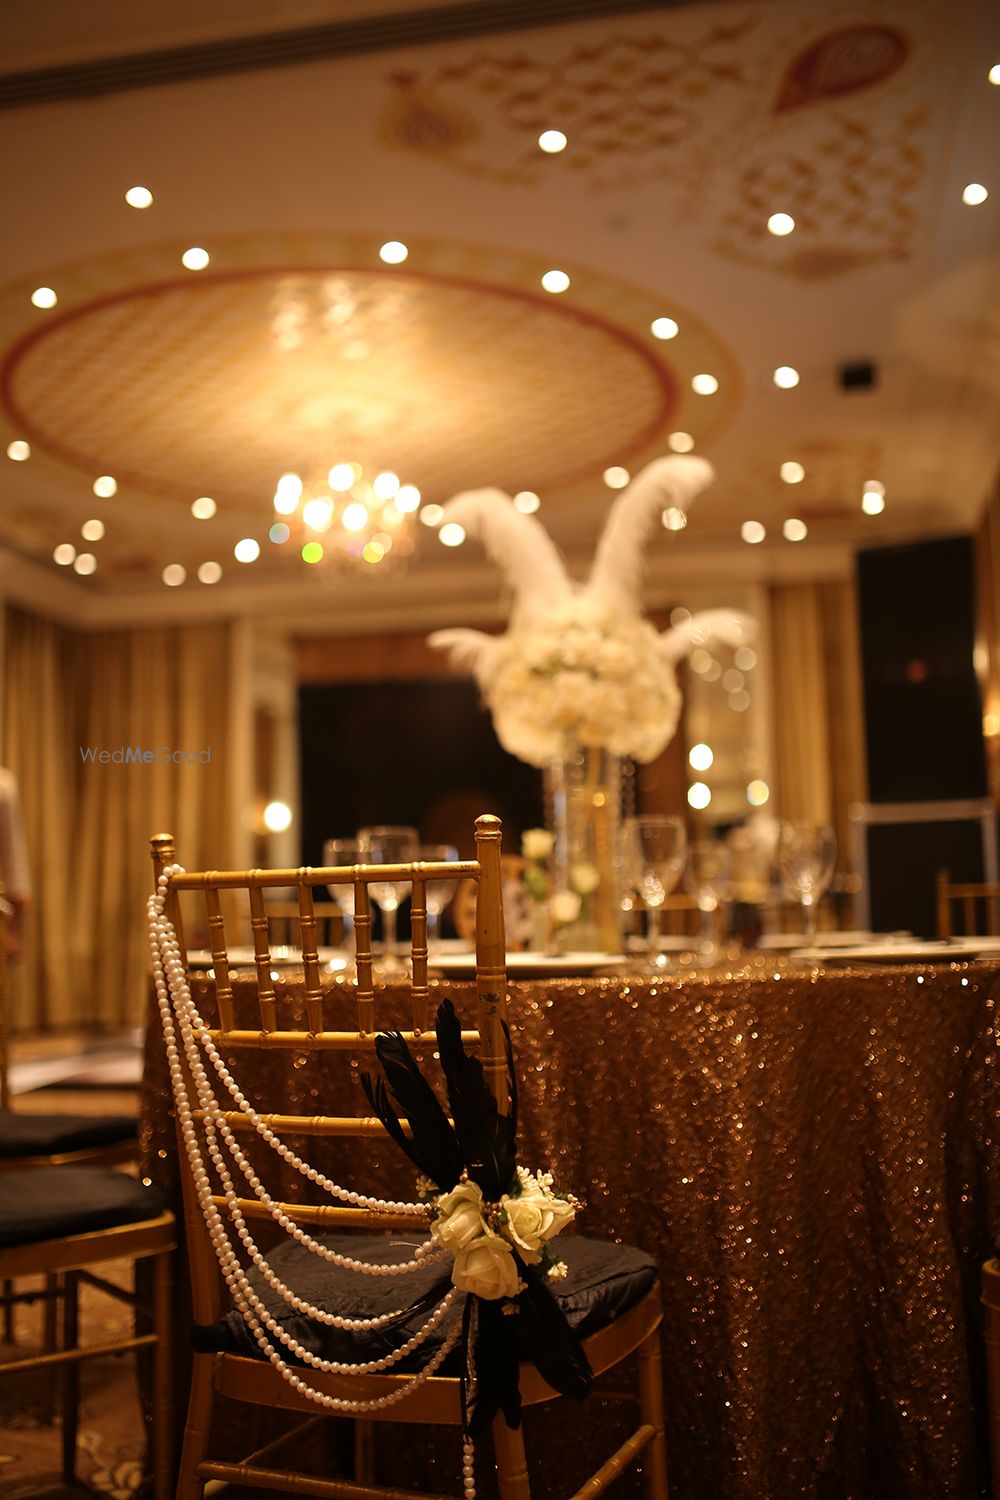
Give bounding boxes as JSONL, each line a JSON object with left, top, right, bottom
{"left": 418, "top": 843, "right": 459, "bottom": 953}
{"left": 776, "top": 821, "right": 836, "bottom": 945}
{"left": 357, "top": 825, "right": 419, "bottom": 975}
{"left": 323, "top": 837, "right": 361, "bottom": 955}
{"left": 622, "top": 815, "right": 687, "bottom": 967}
{"left": 684, "top": 841, "right": 731, "bottom": 960}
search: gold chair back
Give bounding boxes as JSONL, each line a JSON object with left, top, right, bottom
{"left": 936, "top": 869, "right": 1000, "bottom": 939}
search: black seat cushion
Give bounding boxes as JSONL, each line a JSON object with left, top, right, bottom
{"left": 0, "top": 1109, "right": 136, "bottom": 1159}
{"left": 200, "top": 1232, "right": 657, "bottom": 1371}
{"left": 0, "top": 1165, "right": 166, "bottom": 1247}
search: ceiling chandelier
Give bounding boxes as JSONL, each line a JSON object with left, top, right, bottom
{"left": 269, "top": 463, "right": 423, "bottom": 570}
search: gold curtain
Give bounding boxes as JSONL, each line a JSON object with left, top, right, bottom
{"left": 768, "top": 580, "right": 865, "bottom": 863}
{"left": 3, "top": 608, "right": 238, "bottom": 1030}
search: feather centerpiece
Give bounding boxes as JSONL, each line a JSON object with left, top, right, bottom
{"left": 428, "top": 454, "right": 755, "bottom": 767}
{"left": 361, "top": 999, "right": 589, "bottom": 1436}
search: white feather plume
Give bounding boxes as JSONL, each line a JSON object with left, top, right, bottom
{"left": 426, "top": 627, "right": 504, "bottom": 688}
{"left": 438, "top": 488, "right": 571, "bottom": 625}
{"left": 588, "top": 455, "right": 716, "bottom": 615}
{"left": 658, "top": 608, "right": 756, "bottom": 664}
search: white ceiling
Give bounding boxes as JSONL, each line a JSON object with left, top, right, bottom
{"left": 0, "top": 0, "right": 998, "bottom": 631}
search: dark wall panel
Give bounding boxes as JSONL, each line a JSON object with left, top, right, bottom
{"left": 298, "top": 678, "right": 543, "bottom": 865}
{"left": 858, "top": 535, "right": 986, "bottom": 804}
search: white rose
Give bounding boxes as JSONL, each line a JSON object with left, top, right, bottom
{"left": 550, "top": 889, "right": 581, "bottom": 926}
{"left": 431, "top": 1180, "right": 485, "bottom": 1256}
{"left": 569, "top": 861, "right": 600, "bottom": 896}
{"left": 451, "top": 1230, "right": 521, "bottom": 1300}
{"left": 522, "top": 828, "right": 555, "bottom": 861}
{"left": 502, "top": 1179, "right": 575, "bottom": 1262}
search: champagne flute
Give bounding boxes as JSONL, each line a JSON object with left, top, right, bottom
{"left": 418, "top": 843, "right": 459, "bottom": 953}
{"left": 623, "top": 815, "right": 687, "bottom": 967}
{"left": 684, "top": 841, "right": 731, "bottom": 960}
{"left": 776, "top": 821, "right": 836, "bottom": 945}
{"left": 323, "top": 837, "right": 361, "bottom": 954}
{"left": 357, "top": 825, "right": 419, "bottom": 975}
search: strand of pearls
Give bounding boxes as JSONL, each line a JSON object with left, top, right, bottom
{"left": 148, "top": 873, "right": 464, "bottom": 1409}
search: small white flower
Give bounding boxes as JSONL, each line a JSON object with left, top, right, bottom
{"left": 547, "top": 1259, "right": 569, "bottom": 1281}
{"left": 569, "top": 861, "right": 600, "bottom": 896}
{"left": 521, "top": 827, "right": 555, "bottom": 861}
{"left": 549, "top": 889, "right": 582, "bottom": 926}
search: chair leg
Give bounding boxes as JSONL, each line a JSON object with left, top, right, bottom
{"left": 2, "top": 1277, "right": 14, "bottom": 1343}
{"left": 40, "top": 1272, "right": 62, "bottom": 1423}
{"left": 176, "top": 1351, "right": 215, "bottom": 1500}
{"left": 150, "top": 1249, "right": 175, "bottom": 1500}
{"left": 60, "top": 1272, "right": 80, "bottom": 1484}
{"left": 493, "top": 1413, "right": 531, "bottom": 1500}
{"left": 636, "top": 1325, "right": 669, "bottom": 1500}
{"left": 354, "top": 1419, "right": 375, "bottom": 1485}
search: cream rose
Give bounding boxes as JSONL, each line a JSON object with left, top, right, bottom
{"left": 522, "top": 827, "right": 555, "bottom": 861}
{"left": 501, "top": 1179, "right": 576, "bottom": 1262}
{"left": 431, "top": 1180, "right": 485, "bottom": 1256}
{"left": 550, "top": 889, "right": 582, "bottom": 926}
{"left": 451, "top": 1229, "right": 521, "bottom": 1300}
{"left": 569, "top": 861, "right": 600, "bottom": 896}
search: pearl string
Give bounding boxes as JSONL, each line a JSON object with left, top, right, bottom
{"left": 148, "top": 871, "right": 465, "bottom": 1411}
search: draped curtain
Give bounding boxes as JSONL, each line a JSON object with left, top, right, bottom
{"left": 767, "top": 580, "right": 865, "bottom": 864}
{"left": 3, "top": 607, "right": 239, "bottom": 1029}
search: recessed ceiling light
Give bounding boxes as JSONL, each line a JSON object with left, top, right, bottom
{"left": 541, "top": 269, "right": 570, "bottom": 294}
{"left": 125, "top": 186, "right": 153, "bottom": 209}
{"left": 662, "top": 507, "right": 687, "bottom": 531}
{"left": 990, "top": 64, "right": 1000, "bottom": 85}
{"left": 651, "top": 317, "right": 679, "bottom": 340}
{"left": 783, "top": 518, "right": 808, "bottom": 541}
{"left": 162, "top": 564, "right": 186, "bottom": 586}
{"left": 691, "top": 373, "right": 718, "bottom": 395}
{"left": 862, "top": 489, "right": 886, "bottom": 515}
{"left": 342, "top": 502, "right": 369, "bottom": 532}
{"left": 603, "top": 466, "right": 630, "bottom": 489}
{"left": 191, "top": 496, "right": 217, "bottom": 519}
{"left": 396, "top": 484, "right": 422, "bottom": 512}
{"left": 773, "top": 365, "right": 800, "bottom": 388}
{"left": 6, "top": 440, "right": 30, "bottom": 461}
{"left": 741, "top": 521, "right": 766, "bottom": 544}
{"left": 379, "top": 241, "right": 408, "bottom": 264}
{"left": 93, "top": 475, "right": 117, "bottom": 498}
{"left": 538, "top": 129, "right": 567, "bottom": 153}
{"left": 667, "top": 431, "right": 695, "bottom": 453}
{"left": 767, "top": 213, "right": 795, "bottom": 236}
{"left": 780, "top": 461, "right": 805, "bottom": 484}
{"left": 181, "top": 247, "right": 210, "bottom": 271}
{"left": 689, "top": 743, "right": 714, "bottom": 771}
{"left": 439, "top": 522, "right": 466, "bottom": 547}
{"left": 962, "top": 182, "right": 989, "bottom": 205}
{"left": 420, "top": 504, "right": 444, "bottom": 528}
{"left": 81, "top": 518, "right": 105, "bottom": 541}
{"left": 74, "top": 553, "right": 97, "bottom": 575}
{"left": 197, "top": 561, "right": 222, "bottom": 584}
{"left": 513, "top": 490, "right": 540, "bottom": 514}
{"left": 687, "top": 782, "right": 712, "bottom": 810}
{"left": 53, "top": 543, "right": 76, "bottom": 566}
{"left": 31, "top": 287, "right": 57, "bottom": 308}
{"left": 234, "top": 538, "right": 260, "bottom": 562}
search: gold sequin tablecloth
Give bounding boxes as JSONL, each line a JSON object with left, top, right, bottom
{"left": 140, "top": 958, "right": 1000, "bottom": 1499}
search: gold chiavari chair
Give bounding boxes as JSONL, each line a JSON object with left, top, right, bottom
{"left": 151, "top": 813, "right": 668, "bottom": 1500}
{"left": 936, "top": 869, "right": 1000, "bottom": 939}
{"left": 0, "top": 897, "right": 176, "bottom": 1498}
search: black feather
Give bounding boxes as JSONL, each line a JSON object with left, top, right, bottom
{"left": 516, "top": 1267, "right": 592, "bottom": 1400}
{"left": 359, "top": 1071, "right": 426, "bottom": 1176}
{"left": 435, "top": 999, "right": 517, "bottom": 1200}
{"left": 370, "top": 1030, "right": 464, "bottom": 1191}
{"left": 467, "top": 1295, "right": 522, "bottom": 1436}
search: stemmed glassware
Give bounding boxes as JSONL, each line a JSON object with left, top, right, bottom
{"left": 418, "top": 843, "right": 459, "bottom": 953}
{"left": 684, "top": 841, "right": 731, "bottom": 960}
{"left": 322, "top": 837, "right": 361, "bottom": 958}
{"left": 357, "top": 825, "right": 419, "bottom": 975}
{"left": 622, "top": 815, "right": 688, "bottom": 968}
{"left": 776, "top": 821, "right": 837, "bottom": 945}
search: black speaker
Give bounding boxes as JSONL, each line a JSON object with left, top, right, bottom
{"left": 857, "top": 535, "right": 986, "bottom": 804}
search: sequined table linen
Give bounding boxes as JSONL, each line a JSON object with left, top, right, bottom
{"left": 140, "top": 960, "right": 1000, "bottom": 1499}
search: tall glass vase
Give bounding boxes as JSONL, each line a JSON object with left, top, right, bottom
{"left": 544, "top": 747, "right": 624, "bottom": 953}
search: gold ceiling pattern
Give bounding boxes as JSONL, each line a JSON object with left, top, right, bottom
{"left": 3, "top": 268, "right": 676, "bottom": 511}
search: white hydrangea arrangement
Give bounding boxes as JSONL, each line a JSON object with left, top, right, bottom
{"left": 428, "top": 455, "right": 752, "bottom": 768}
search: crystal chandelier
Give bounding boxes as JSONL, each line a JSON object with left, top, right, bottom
{"left": 269, "top": 463, "right": 422, "bottom": 570}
